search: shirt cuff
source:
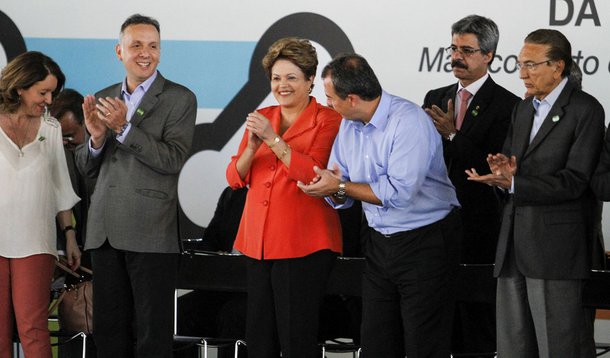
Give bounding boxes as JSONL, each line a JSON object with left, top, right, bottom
{"left": 115, "top": 123, "right": 132, "bottom": 143}
{"left": 324, "top": 196, "right": 353, "bottom": 209}
{"left": 88, "top": 138, "right": 105, "bottom": 157}
{"left": 509, "top": 176, "right": 515, "bottom": 193}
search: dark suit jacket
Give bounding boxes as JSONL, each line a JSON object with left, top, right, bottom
{"left": 495, "top": 81, "right": 605, "bottom": 279}
{"left": 591, "top": 128, "right": 610, "bottom": 200}
{"left": 589, "top": 126, "right": 610, "bottom": 269}
{"left": 75, "top": 72, "right": 197, "bottom": 254}
{"left": 57, "top": 147, "right": 96, "bottom": 250}
{"left": 424, "top": 76, "right": 519, "bottom": 263}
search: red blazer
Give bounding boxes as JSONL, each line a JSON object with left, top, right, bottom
{"left": 226, "top": 98, "right": 342, "bottom": 260}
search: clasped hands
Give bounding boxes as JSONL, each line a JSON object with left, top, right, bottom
{"left": 82, "top": 95, "right": 128, "bottom": 148}
{"left": 297, "top": 164, "right": 343, "bottom": 198}
{"left": 466, "top": 153, "right": 517, "bottom": 190}
{"left": 245, "top": 111, "right": 277, "bottom": 150}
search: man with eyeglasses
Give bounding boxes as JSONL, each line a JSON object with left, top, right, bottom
{"left": 423, "top": 14, "right": 519, "bottom": 356}
{"left": 467, "top": 29, "right": 604, "bottom": 358}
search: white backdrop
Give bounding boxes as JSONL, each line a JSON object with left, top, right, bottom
{"left": 1, "top": 0, "right": 609, "bottom": 241}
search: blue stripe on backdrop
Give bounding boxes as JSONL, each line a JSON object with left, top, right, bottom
{"left": 24, "top": 38, "right": 256, "bottom": 109}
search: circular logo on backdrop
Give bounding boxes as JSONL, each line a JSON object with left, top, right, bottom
{"left": 0, "top": 11, "right": 27, "bottom": 63}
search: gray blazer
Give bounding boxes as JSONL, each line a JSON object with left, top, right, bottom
{"left": 494, "top": 81, "right": 604, "bottom": 279}
{"left": 75, "top": 72, "right": 197, "bottom": 253}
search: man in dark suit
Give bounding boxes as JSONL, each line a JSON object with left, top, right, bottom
{"left": 75, "top": 14, "right": 197, "bottom": 358}
{"left": 51, "top": 89, "right": 98, "bottom": 357}
{"left": 467, "top": 29, "right": 605, "bottom": 357}
{"left": 52, "top": 89, "right": 94, "bottom": 253}
{"left": 423, "top": 15, "right": 519, "bottom": 355}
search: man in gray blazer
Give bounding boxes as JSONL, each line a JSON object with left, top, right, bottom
{"left": 467, "top": 29, "right": 604, "bottom": 357}
{"left": 75, "top": 14, "right": 197, "bottom": 358}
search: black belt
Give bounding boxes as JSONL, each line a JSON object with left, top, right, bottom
{"left": 375, "top": 207, "right": 460, "bottom": 239}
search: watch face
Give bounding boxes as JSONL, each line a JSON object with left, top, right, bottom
{"left": 336, "top": 181, "right": 346, "bottom": 198}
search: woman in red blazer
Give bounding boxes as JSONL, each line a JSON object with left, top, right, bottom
{"left": 226, "top": 37, "right": 342, "bottom": 358}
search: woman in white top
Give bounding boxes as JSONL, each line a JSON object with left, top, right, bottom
{"left": 0, "top": 51, "right": 80, "bottom": 358}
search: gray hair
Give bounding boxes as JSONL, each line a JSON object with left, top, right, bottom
{"left": 451, "top": 15, "right": 499, "bottom": 65}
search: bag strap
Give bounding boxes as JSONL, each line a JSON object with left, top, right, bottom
{"left": 48, "top": 289, "right": 67, "bottom": 315}
{"left": 56, "top": 258, "right": 93, "bottom": 277}
{"left": 49, "top": 258, "right": 93, "bottom": 315}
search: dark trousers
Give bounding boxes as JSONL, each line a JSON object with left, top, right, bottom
{"left": 91, "top": 241, "right": 178, "bottom": 358}
{"left": 360, "top": 209, "right": 461, "bottom": 358}
{"left": 245, "top": 249, "right": 336, "bottom": 358}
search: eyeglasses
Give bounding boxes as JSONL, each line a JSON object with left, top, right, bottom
{"left": 516, "top": 60, "right": 552, "bottom": 71}
{"left": 445, "top": 46, "right": 482, "bottom": 56}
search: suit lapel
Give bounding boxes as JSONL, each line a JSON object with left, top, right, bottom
{"left": 512, "top": 98, "right": 535, "bottom": 161}
{"left": 128, "top": 73, "right": 165, "bottom": 127}
{"left": 523, "top": 83, "right": 573, "bottom": 158}
{"left": 459, "top": 77, "right": 495, "bottom": 134}
{"left": 441, "top": 85, "right": 457, "bottom": 113}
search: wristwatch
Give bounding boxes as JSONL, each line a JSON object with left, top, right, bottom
{"left": 333, "top": 181, "right": 347, "bottom": 200}
{"left": 268, "top": 136, "right": 281, "bottom": 148}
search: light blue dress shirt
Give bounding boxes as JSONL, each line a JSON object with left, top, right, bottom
{"left": 327, "top": 91, "right": 459, "bottom": 235}
{"left": 530, "top": 77, "right": 568, "bottom": 143}
{"left": 117, "top": 70, "right": 158, "bottom": 142}
{"left": 510, "top": 77, "right": 568, "bottom": 193}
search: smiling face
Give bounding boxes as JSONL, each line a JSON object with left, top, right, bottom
{"left": 116, "top": 23, "right": 160, "bottom": 92}
{"left": 18, "top": 74, "right": 58, "bottom": 118}
{"left": 518, "top": 42, "right": 564, "bottom": 100}
{"left": 270, "top": 59, "right": 313, "bottom": 109}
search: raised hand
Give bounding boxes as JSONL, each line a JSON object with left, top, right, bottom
{"left": 425, "top": 98, "right": 456, "bottom": 139}
{"left": 82, "top": 95, "right": 107, "bottom": 148}
{"left": 246, "top": 111, "right": 276, "bottom": 142}
{"left": 97, "top": 97, "right": 129, "bottom": 133}
{"left": 487, "top": 153, "right": 517, "bottom": 180}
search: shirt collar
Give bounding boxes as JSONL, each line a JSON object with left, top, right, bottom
{"left": 532, "top": 77, "right": 568, "bottom": 111}
{"left": 121, "top": 70, "right": 158, "bottom": 97}
{"left": 365, "top": 90, "right": 391, "bottom": 131}
{"left": 457, "top": 72, "right": 488, "bottom": 97}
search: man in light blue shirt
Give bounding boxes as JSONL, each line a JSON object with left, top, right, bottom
{"left": 298, "top": 54, "right": 461, "bottom": 358}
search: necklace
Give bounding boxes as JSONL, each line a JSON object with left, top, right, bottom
{"left": 4, "top": 113, "right": 32, "bottom": 157}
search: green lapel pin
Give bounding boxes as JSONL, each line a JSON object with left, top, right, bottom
{"left": 136, "top": 108, "right": 144, "bottom": 116}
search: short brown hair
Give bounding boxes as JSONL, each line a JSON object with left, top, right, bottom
{"left": 0, "top": 51, "right": 65, "bottom": 113}
{"left": 262, "top": 37, "right": 318, "bottom": 80}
